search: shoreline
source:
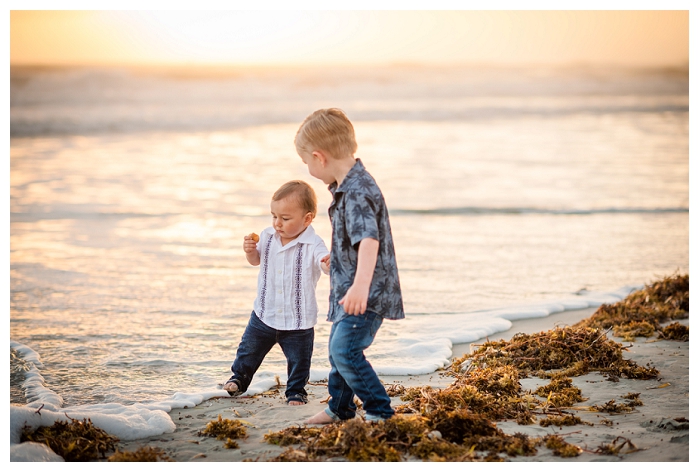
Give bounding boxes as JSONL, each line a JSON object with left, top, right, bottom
{"left": 110, "top": 307, "right": 689, "bottom": 462}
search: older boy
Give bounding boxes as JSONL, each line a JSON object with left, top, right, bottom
{"left": 295, "top": 108, "right": 404, "bottom": 423}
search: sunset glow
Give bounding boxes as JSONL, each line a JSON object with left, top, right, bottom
{"left": 10, "top": 10, "right": 689, "bottom": 67}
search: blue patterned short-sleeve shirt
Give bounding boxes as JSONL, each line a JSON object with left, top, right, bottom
{"left": 326, "top": 159, "right": 405, "bottom": 322}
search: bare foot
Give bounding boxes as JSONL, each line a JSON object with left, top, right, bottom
{"left": 222, "top": 380, "right": 239, "bottom": 394}
{"left": 288, "top": 400, "right": 304, "bottom": 406}
{"left": 304, "top": 410, "right": 335, "bottom": 424}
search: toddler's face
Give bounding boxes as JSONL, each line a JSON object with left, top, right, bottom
{"left": 270, "top": 196, "right": 312, "bottom": 244}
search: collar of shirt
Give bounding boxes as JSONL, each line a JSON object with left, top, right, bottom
{"left": 328, "top": 158, "right": 364, "bottom": 198}
{"left": 271, "top": 224, "right": 318, "bottom": 251}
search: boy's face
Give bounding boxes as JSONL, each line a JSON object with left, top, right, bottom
{"left": 270, "top": 196, "right": 313, "bottom": 245}
{"left": 299, "top": 149, "right": 334, "bottom": 185}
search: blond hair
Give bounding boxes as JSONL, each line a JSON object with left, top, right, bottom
{"left": 294, "top": 108, "right": 358, "bottom": 158}
{"left": 272, "top": 180, "right": 318, "bottom": 218}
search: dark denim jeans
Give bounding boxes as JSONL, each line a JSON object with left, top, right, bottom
{"left": 325, "top": 311, "right": 394, "bottom": 421}
{"left": 231, "top": 311, "right": 314, "bottom": 402}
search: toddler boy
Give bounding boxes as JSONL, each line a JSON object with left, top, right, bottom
{"left": 223, "top": 180, "right": 329, "bottom": 405}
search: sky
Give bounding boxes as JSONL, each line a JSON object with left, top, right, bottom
{"left": 9, "top": 9, "right": 690, "bottom": 67}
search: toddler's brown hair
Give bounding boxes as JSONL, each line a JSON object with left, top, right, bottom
{"left": 273, "top": 180, "right": 317, "bottom": 218}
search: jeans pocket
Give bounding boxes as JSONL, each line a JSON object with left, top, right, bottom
{"left": 349, "top": 312, "right": 369, "bottom": 329}
{"left": 369, "top": 313, "right": 383, "bottom": 338}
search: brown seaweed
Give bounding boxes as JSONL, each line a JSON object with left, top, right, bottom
{"left": 199, "top": 414, "right": 248, "bottom": 442}
{"left": 298, "top": 417, "right": 403, "bottom": 461}
{"left": 410, "top": 437, "right": 475, "bottom": 462}
{"left": 575, "top": 274, "right": 688, "bottom": 341}
{"left": 264, "top": 425, "right": 324, "bottom": 447}
{"left": 268, "top": 447, "right": 312, "bottom": 462}
{"left": 658, "top": 322, "right": 689, "bottom": 341}
{"left": 544, "top": 434, "right": 582, "bottom": 457}
{"left": 397, "top": 365, "right": 527, "bottom": 421}
{"left": 108, "top": 446, "right": 172, "bottom": 462}
{"left": 620, "top": 392, "right": 643, "bottom": 406}
{"left": 594, "top": 436, "right": 640, "bottom": 455}
{"left": 265, "top": 409, "right": 540, "bottom": 461}
{"left": 454, "top": 325, "right": 657, "bottom": 381}
{"left": 613, "top": 321, "right": 656, "bottom": 341}
{"left": 589, "top": 396, "right": 641, "bottom": 414}
{"left": 20, "top": 416, "right": 119, "bottom": 461}
{"left": 535, "top": 377, "right": 586, "bottom": 407}
{"left": 539, "top": 414, "right": 592, "bottom": 428}
{"left": 385, "top": 383, "right": 407, "bottom": 397}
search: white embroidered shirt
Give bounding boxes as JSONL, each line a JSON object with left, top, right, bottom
{"left": 252, "top": 225, "right": 329, "bottom": 330}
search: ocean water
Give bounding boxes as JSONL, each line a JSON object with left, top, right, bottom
{"left": 9, "top": 65, "right": 688, "bottom": 445}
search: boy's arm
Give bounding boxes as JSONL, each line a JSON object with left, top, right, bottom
{"left": 243, "top": 234, "right": 260, "bottom": 266}
{"left": 339, "top": 238, "right": 378, "bottom": 315}
{"left": 320, "top": 254, "right": 330, "bottom": 275}
{"left": 315, "top": 239, "right": 331, "bottom": 275}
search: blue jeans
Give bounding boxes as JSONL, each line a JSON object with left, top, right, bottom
{"left": 231, "top": 311, "right": 314, "bottom": 402}
{"left": 325, "top": 311, "right": 394, "bottom": 421}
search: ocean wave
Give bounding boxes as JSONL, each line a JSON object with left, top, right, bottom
{"left": 389, "top": 206, "right": 689, "bottom": 216}
{"left": 10, "top": 64, "right": 688, "bottom": 137}
{"left": 10, "top": 211, "right": 180, "bottom": 222}
{"left": 9, "top": 101, "right": 689, "bottom": 137}
{"left": 10, "top": 206, "right": 689, "bottom": 223}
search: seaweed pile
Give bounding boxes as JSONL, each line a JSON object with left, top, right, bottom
{"left": 396, "top": 325, "right": 655, "bottom": 428}
{"left": 20, "top": 416, "right": 120, "bottom": 461}
{"left": 451, "top": 325, "right": 660, "bottom": 382}
{"left": 575, "top": 273, "right": 688, "bottom": 341}
{"left": 17, "top": 411, "right": 249, "bottom": 460}
{"left": 199, "top": 414, "right": 249, "bottom": 449}
{"left": 265, "top": 414, "right": 547, "bottom": 462}
{"left": 262, "top": 274, "right": 688, "bottom": 461}
{"left": 658, "top": 322, "right": 689, "bottom": 341}
{"left": 18, "top": 411, "right": 178, "bottom": 461}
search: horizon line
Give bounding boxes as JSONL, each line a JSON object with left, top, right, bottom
{"left": 9, "top": 60, "right": 691, "bottom": 70}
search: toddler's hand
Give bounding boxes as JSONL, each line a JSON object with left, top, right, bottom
{"left": 320, "top": 254, "right": 330, "bottom": 274}
{"left": 243, "top": 233, "right": 259, "bottom": 253}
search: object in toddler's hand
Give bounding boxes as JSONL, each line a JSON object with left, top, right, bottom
{"left": 250, "top": 233, "right": 259, "bottom": 242}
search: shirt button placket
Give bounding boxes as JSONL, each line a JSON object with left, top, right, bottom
{"left": 275, "top": 252, "right": 284, "bottom": 319}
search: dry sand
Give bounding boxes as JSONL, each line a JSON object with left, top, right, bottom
{"left": 115, "top": 308, "right": 689, "bottom": 462}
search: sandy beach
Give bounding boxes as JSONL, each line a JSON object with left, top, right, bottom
{"left": 112, "top": 307, "right": 689, "bottom": 462}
